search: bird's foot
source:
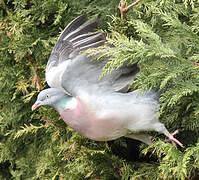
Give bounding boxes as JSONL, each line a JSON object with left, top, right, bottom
{"left": 164, "top": 130, "right": 184, "bottom": 147}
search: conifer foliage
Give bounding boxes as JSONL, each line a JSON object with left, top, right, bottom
{"left": 0, "top": 0, "right": 199, "bottom": 179}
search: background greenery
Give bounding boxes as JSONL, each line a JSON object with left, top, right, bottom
{"left": 0, "top": 0, "right": 198, "bottom": 179}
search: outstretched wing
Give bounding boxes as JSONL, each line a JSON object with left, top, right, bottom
{"left": 45, "top": 14, "right": 140, "bottom": 96}
{"left": 61, "top": 55, "right": 140, "bottom": 96}
{"left": 45, "top": 14, "right": 106, "bottom": 90}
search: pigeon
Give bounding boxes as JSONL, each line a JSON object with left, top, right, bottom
{"left": 32, "top": 14, "right": 183, "bottom": 147}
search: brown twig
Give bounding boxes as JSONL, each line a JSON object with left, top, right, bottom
{"left": 32, "top": 67, "right": 43, "bottom": 91}
{"left": 118, "top": 0, "right": 141, "bottom": 20}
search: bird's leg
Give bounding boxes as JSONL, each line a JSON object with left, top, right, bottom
{"left": 164, "top": 130, "right": 184, "bottom": 147}
{"left": 152, "top": 123, "right": 184, "bottom": 147}
{"left": 164, "top": 130, "right": 179, "bottom": 142}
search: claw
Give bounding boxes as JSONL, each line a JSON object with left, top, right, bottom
{"left": 164, "top": 130, "right": 184, "bottom": 147}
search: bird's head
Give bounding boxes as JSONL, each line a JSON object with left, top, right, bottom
{"left": 32, "top": 88, "right": 70, "bottom": 111}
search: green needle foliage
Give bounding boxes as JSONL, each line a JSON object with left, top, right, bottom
{"left": 0, "top": 0, "right": 199, "bottom": 179}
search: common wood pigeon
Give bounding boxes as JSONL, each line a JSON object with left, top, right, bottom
{"left": 32, "top": 14, "right": 183, "bottom": 147}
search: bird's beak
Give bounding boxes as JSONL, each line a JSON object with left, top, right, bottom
{"left": 32, "top": 101, "right": 40, "bottom": 111}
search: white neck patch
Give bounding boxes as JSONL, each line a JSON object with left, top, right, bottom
{"left": 65, "top": 98, "right": 78, "bottom": 110}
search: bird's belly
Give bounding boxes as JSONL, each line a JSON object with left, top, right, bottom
{"left": 61, "top": 110, "right": 127, "bottom": 141}
{"left": 86, "top": 116, "right": 126, "bottom": 141}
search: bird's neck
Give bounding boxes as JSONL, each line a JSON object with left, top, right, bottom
{"left": 54, "top": 96, "right": 77, "bottom": 112}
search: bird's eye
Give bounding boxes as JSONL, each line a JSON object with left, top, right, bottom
{"left": 46, "top": 94, "right": 49, "bottom": 98}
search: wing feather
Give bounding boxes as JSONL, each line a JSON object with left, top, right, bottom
{"left": 46, "top": 15, "right": 140, "bottom": 97}
{"left": 55, "top": 14, "right": 88, "bottom": 48}
{"left": 63, "top": 19, "right": 99, "bottom": 41}
{"left": 73, "top": 33, "right": 105, "bottom": 48}
{"left": 70, "top": 32, "right": 99, "bottom": 43}
{"left": 79, "top": 40, "right": 106, "bottom": 51}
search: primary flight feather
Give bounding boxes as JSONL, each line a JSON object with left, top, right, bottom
{"left": 32, "top": 14, "right": 183, "bottom": 147}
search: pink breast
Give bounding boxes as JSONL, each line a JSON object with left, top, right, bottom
{"left": 60, "top": 100, "right": 93, "bottom": 137}
{"left": 59, "top": 99, "right": 125, "bottom": 141}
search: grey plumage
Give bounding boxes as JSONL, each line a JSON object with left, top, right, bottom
{"left": 33, "top": 15, "right": 183, "bottom": 147}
